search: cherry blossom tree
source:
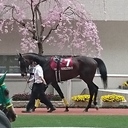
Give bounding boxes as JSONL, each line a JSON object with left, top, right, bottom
{"left": 0, "top": 0, "right": 102, "bottom": 56}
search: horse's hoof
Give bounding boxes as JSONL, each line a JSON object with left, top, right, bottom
{"left": 95, "top": 105, "right": 99, "bottom": 110}
{"left": 83, "top": 109, "right": 88, "bottom": 112}
{"left": 64, "top": 109, "right": 69, "bottom": 112}
{"left": 64, "top": 106, "right": 69, "bottom": 112}
{"left": 64, "top": 107, "right": 69, "bottom": 112}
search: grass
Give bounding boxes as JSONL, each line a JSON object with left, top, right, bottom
{"left": 12, "top": 115, "right": 128, "bottom": 128}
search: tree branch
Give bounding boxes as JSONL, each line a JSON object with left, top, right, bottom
{"left": 36, "top": 5, "right": 44, "bottom": 40}
{"left": 11, "top": 6, "right": 35, "bottom": 36}
{"left": 42, "top": 7, "right": 71, "bottom": 42}
{"left": 30, "top": 0, "right": 35, "bottom": 27}
{"left": 43, "top": 23, "right": 59, "bottom": 42}
{"left": 34, "top": 6, "right": 39, "bottom": 41}
{"left": 0, "top": 6, "right": 12, "bottom": 17}
{"left": 30, "top": 0, "right": 37, "bottom": 40}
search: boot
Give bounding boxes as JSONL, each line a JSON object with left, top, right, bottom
{"left": 22, "top": 109, "right": 32, "bottom": 113}
{"left": 47, "top": 106, "right": 56, "bottom": 113}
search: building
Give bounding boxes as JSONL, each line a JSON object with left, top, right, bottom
{"left": 0, "top": 0, "right": 128, "bottom": 99}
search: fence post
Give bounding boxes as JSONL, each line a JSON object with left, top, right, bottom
{"left": 67, "top": 80, "right": 72, "bottom": 103}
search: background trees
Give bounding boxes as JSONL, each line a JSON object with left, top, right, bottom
{"left": 0, "top": 0, "right": 102, "bottom": 56}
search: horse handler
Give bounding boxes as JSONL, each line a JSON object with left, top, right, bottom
{"left": 22, "top": 61, "right": 56, "bottom": 113}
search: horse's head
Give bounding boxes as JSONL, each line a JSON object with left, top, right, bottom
{"left": 1, "top": 92, "right": 17, "bottom": 122}
{"left": 18, "top": 53, "right": 30, "bottom": 77}
{"left": 0, "top": 73, "right": 17, "bottom": 122}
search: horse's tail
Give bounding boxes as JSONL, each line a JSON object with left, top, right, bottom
{"left": 93, "top": 58, "right": 107, "bottom": 89}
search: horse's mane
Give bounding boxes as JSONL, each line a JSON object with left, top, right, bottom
{"left": 22, "top": 53, "right": 50, "bottom": 66}
{"left": 22, "top": 53, "right": 80, "bottom": 66}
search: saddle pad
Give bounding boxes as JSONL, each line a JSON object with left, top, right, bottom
{"left": 50, "top": 57, "right": 73, "bottom": 70}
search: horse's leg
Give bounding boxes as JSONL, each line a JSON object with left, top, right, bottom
{"left": 52, "top": 82, "right": 69, "bottom": 112}
{"left": 93, "top": 83, "right": 99, "bottom": 110}
{"left": 85, "top": 83, "right": 95, "bottom": 112}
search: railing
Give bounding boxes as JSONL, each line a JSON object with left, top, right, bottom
{"left": 1, "top": 73, "right": 128, "bottom": 78}
{"left": 0, "top": 73, "right": 26, "bottom": 77}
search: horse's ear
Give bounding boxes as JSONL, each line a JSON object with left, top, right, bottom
{"left": 19, "top": 53, "right": 22, "bottom": 57}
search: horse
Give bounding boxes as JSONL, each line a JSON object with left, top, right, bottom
{"left": 0, "top": 72, "right": 17, "bottom": 122}
{"left": 18, "top": 53, "right": 107, "bottom": 112}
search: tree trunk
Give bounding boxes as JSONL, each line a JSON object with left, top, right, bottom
{"left": 37, "top": 42, "right": 43, "bottom": 55}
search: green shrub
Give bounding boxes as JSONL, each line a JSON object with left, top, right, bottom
{"left": 12, "top": 93, "right": 30, "bottom": 101}
{"left": 12, "top": 93, "right": 61, "bottom": 101}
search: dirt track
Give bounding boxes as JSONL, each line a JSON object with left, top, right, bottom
{"left": 15, "top": 108, "right": 128, "bottom": 115}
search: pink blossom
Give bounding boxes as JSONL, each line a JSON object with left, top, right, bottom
{"left": 0, "top": 0, "right": 102, "bottom": 57}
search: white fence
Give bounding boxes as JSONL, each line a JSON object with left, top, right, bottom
{"left": 1, "top": 73, "right": 128, "bottom": 77}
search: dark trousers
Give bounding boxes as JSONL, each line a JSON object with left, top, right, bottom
{"left": 26, "top": 83, "right": 53, "bottom": 111}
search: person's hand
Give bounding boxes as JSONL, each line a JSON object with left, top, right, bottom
{"left": 44, "top": 84, "right": 48, "bottom": 90}
{"left": 27, "top": 80, "right": 30, "bottom": 83}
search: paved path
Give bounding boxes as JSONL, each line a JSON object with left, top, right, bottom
{"left": 15, "top": 108, "right": 128, "bottom": 115}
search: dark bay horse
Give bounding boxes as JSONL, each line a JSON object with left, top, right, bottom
{"left": 0, "top": 72, "right": 17, "bottom": 122}
{"left": 18, "top": 53, "right": 107, "bottom": 112}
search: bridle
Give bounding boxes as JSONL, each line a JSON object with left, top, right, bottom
{"left": 19, "top": 56, "right": 30, "bottom": 76}
{"left": 0, "top": 83, "right": 16, "bottom": 122}
{"left": 0, "top": 88, "right": 12, "bottom": 109}
{"left": 1, "top": 103, "right": 13, "bottom": 116}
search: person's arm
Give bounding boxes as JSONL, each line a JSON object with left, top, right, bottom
{"left": 27, "top": 66, "right": 34, "bottom": 83}
{"left": 38, "top": 67, "right": 47, "bottom": 85}
{"left": 27, "top": 76, "right": 34, "bottom": 83}
{"left": 39, "top": 76, "right": 47, "bottom": 85}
